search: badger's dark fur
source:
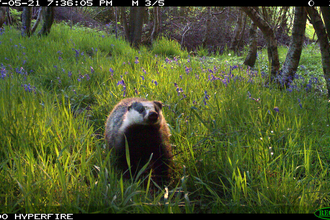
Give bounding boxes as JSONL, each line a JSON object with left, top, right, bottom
{"left": 105, "top": 97, "right": 173, "bottom": 185}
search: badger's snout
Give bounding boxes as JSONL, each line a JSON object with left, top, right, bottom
{"left": 147, "top": 111, "right": 159, "bottom": 123}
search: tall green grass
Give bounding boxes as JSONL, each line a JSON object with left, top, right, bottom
{"left": 0, "top": 23, "right": 329, "bottom": 213}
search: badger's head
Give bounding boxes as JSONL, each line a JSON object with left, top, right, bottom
{"left": 119, "top": 100, "right": 163, "bottom": 131}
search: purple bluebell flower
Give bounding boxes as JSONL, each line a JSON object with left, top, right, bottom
{"left": 273, "top": 107, "right": 279, "bottom": 112}
{"left": 117, "top": 79, "right": 125, "bottom": 86}
{"left": 185, "top": 66, "right": 190, "bottom": 74}
{"left": 152, "top": 80, "right": 158, "bottom": 86}
{"left": 1, "top": 68, "right": 7, "bottom": 79}
{"left": 298, "top": 98, "right": 302, "bottom": 108}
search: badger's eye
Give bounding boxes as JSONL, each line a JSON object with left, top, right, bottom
{"left": 136, "top": 106, "right": 145, "bottom": 113}
{"left": 130, "top": 102, "right": 145, "bottom": 113}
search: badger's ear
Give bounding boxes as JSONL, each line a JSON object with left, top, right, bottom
{"left": 153, "top": 101, "right": 163, "bottom": 110}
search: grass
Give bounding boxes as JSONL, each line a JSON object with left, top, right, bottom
{"left": 0, "top": 23, "right": 330, "bottom": 213}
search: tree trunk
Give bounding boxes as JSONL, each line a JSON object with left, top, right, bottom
{"left": 21, "top": 7, "right": 32, "bottom": 37}
{"left": 121, "top": 7, "right": 129, "bottom": 41}
{"left": 114, "top": 7, "right": 118, "bottom": 39}
{"left": 281, "top": 7, "right": 307, "bottom": 86}
{"left": 128, "top": 7, "right": 144, "bottom": 47}
{"left": 151, "top": 7, "right": 161, "bottom": 44}
{"left": 38, "top": 7, "right": 54, "bottom": 36}
{"left": 230, "top": 10, "right": 243, "bottom": 54}
{"left": 237, "top": 14, "right": 247, "bottom": 54}
{"left": 31, "top": 7, "right": 42, "bottom": 35}
{"left": 0, "top": 7, "right": 6, "bottom": 28}
{"left": 279, "top": 7, "right": 290, "bottom": 34}
{"left": 241, "top": 7, "right": 280, "bottom": 77}
{"left": 306, "top": 7, "right": 330, "bottom": 97}
{"left": 202, "top": 7, "right": 211, "bottom": 48}
{"left": 243, "top": 21, "right": 258, "bottom": 67}
{"left": 320, "top": 7, "right": 330, "bottom": 43}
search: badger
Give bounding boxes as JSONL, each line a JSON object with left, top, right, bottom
{"left": 105, "top": 97, "right": 173, "bottom": 185}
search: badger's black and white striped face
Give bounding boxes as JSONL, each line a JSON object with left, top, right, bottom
{"left": 119, "top": 101, "right": 163, "bottom": 132}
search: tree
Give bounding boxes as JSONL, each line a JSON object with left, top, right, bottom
{"left": 38, "top": 7, "right": 54, "bottom": 36}
{"left": 121, "top": 7, "right": 144, "bottom": 47}
{"left": 0, "top": 7, "right": 6, "bottom": 28}
{"left": 151, "top": 7, "right": 161, "bottom": 44}
{"left": 202, "top": 7, "right": 212, "bottom": 48}
{"left": 21, "top": 7, "right": 32, "bottom": 37}
{"left": 241, "top": 7, "right": 280, "bottom": 77}
{"left": 243, "top": 21, "right": 258, "bottom": 67}
{"left": 31, "top": 7, "right": 42, "bottom": 35}
{"left": 320, "top": 7, "right": 330, "bottom": 43}
{"left": 230, "top": 10, "right": 244, "bottom": 54}
{"left": 280, "top": 7, "right": 307, "bottom": 86}
{"left": 306, "top": 7, "right": 330, "bottom": 97}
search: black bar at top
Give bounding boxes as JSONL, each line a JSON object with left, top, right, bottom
{"left": 0, "top": 0, "right": 329, "bottom": 7}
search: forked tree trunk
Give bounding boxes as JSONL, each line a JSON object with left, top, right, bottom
{"left": 38, "top": 7, "right": 54, "bottom": 36}
{"left": 241, "top": 7, "right": 280, "bottom": 77}
{"left": 281, "top": 7, "right": 307, "bottom": 86}
{"left": 31, "top": 7, "right": 42, "bottom": 35}
{"left": 243, "top": 21, "right": 257, "bottom": 67}
{"left": 306, "top": 7, "right": 330, "bottom": 97}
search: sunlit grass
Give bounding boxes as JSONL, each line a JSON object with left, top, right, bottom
{"left": 0, "top": 23, "right": 329, "bottom": 213}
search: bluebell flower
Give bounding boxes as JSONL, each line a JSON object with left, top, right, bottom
{"left": 204, "top": 91, "right": 209, "bottom": 100}
{"left": 298, "top": 98, "right": 302, "bottom": 108}
{"left": 185, "top": 66, "right": 190, "bottom": 74}
{"left": 1, "top": 68, "right": 7, "bottom": 79}
{"left": 273, "top": 107, "right": 279, "bottom": 112}
{"left": 117, "top": 79, "right": 125, "bottom": 86}
{"left": 152, "top": 80, "right": 158, "bottom": 86}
